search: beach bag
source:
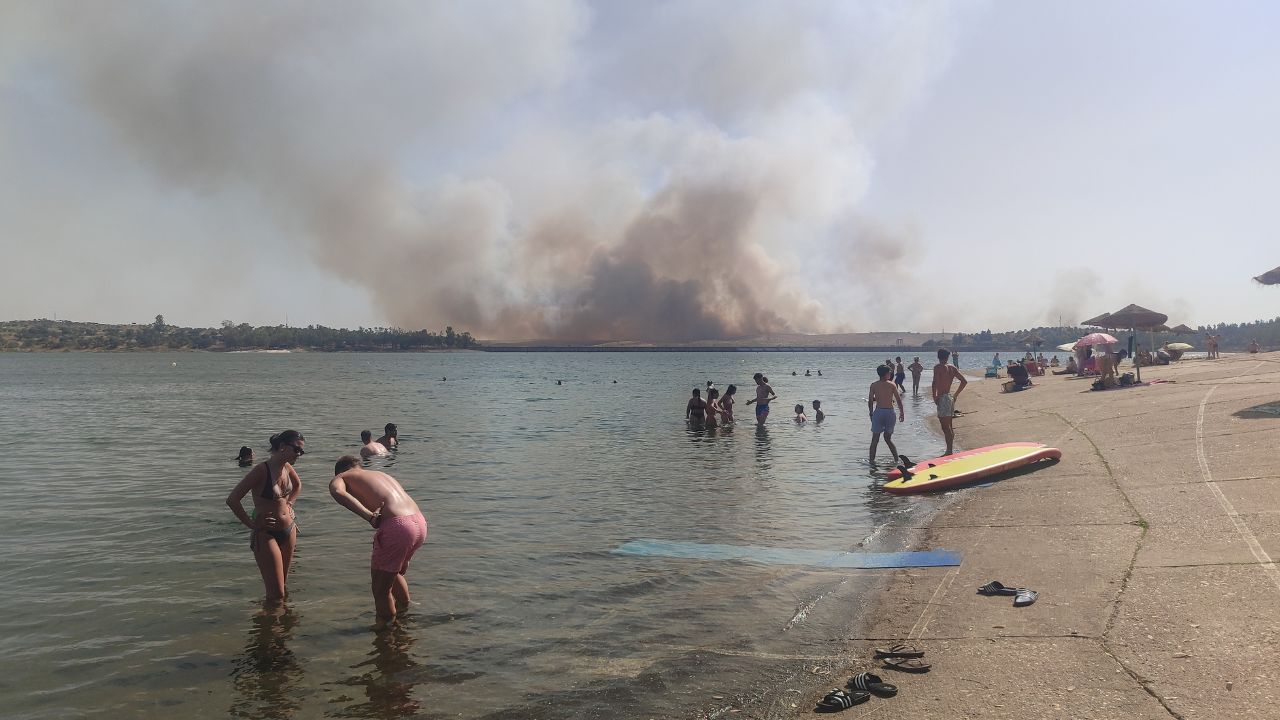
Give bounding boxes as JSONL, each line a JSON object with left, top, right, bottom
{"left": 1120, "top": 372, "right": 1135, "bottom": 386}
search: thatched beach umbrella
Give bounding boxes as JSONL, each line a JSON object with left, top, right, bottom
{"left": 1021, "top": 333, "right": 1044, "bottom": 349}
{"left": 1254, "top": 265, "right": 1280, "bottom": 285}
{"left": 1107, "top": 304, "right": 1169, "bottom": 382}
{"left": 1081, "top": 312, "right": 1113, "bottom": 328}
{"left": 1170, "top": 323, "right": 1196, "bottom": 335}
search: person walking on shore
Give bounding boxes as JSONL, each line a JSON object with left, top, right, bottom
{"left": 329, "top": 457, "right": 427, "bottom": 627}
{"left": 745, "top": 373, "right": 777, "bottom": 427}
{"left": 894, "top": 357, "right": 907, "bottom": 392}
{"left": 867, "top": 365, "right": 905, "bottom": 463}
{"left": 908, "top": 357, "right": 924, "bottom": 394}
{"left": 226, "top": 430, "right": 305, "bottom": 603}
{"left": 932, "top": 348, "right": 967, "bottom": 455}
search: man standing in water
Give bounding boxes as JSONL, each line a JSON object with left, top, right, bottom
{"left": 932, "top": 348, "right": 968, "bottom": 455}
{"left": 329, "top": 456, "right": 428, "bottom": 627}
{"left": 908, "top": 357, "right": 925, "bottom": 394}
{"left": 745, "top": 372, "right": 778, "bottom": 427}
{"left": 867, "top": 364, "right": 906, "bottom": 463}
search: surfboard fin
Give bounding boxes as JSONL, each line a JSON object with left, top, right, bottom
{"left": 895, "top": 465, "right": 915, "bottom": 480}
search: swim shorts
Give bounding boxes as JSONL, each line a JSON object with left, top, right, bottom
{"left": 755, "top": 402, "right": 770, "bottom": 418}
{"left": 371, "top": 511, "right": 427, "bottom": 574}
{"left": 871, "top": 407, "right": 897, "bottom": 434}
{"left": 936, "top": 392, "right": 955, "bottom": 418}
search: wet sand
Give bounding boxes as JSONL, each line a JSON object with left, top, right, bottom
{"left": 782, "top": 352, "right": 1280, "bottom": 718}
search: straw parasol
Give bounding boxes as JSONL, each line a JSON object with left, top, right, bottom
{"left": 1021, "top": 333, "right": 1044, "bottom": 350}
{"left": 1170, "top": 323, "right": 1196, "bottom": 335}
{"left": 1107, "top": 304, "right": 1169, "bottom": 382}
{"left": 1254, "top": 265, "right": 1280, "bottom": 285}
{"left": 1081, "top": 312, "right": 1113, "bottom": 328}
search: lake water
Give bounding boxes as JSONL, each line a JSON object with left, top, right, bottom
{"left": 0, "top": 351, "right": 965, "bottom": 719}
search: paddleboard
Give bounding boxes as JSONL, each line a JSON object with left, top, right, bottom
{"left": 883, "top": 444, "right": 1061, "bottom": 495}
{"left": 886, "top": 442, "right": 1046, "bottom": 480}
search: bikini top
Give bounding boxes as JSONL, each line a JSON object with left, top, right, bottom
{"left": 260, "top": 462, "right": 293, "bottom": 500}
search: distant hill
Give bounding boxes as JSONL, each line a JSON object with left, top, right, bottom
{"left": 0, "top": 318, "right": 478, "bottom": 352}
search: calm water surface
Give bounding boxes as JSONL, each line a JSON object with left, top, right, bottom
{"left": 0, "top": 351, "right": 966, "bottom": 719}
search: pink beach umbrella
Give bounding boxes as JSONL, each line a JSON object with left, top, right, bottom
{"left": 1075, "top": 332, "right": 1119, "bottom": 348}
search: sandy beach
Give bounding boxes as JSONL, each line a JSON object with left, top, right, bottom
{"left": 789, "top": 351, "right": 1280, "bottom": 718}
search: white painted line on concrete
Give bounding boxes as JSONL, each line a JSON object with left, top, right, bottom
{"left": 1195, "top": 378, "right": 1280, "bottom": 592}
{"left": 908, "top": 506, "right": 998, "bottom": 640}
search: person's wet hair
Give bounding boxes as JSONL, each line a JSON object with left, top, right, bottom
{"left": 384, "top": 423, "right": 397, "bottom": 435}
{"left": 708, "top": 388, "right": 719, "bottom": 400}
{"left": 334, "top": 455, "right": 360, "bottom": 475}
{"left": 692, "top": 388, "right": 701, "bottom": 397}
{"left": 361, "top": 429, "right": 373, "bottom": 443}
{"left": 812, "top": 400, "right": 821, "bottom": 408}
{"left": 753, "top": 372, "right": 763, "bottom": 381}
{"left": 937, "top": 348, "right": 951, "bottom": 362}
{"left": 877, "top": 365, "right": 891, "bottom": 379}
{"left": 794, "top": 404, "right": 804, "bottom": 413}
{"left": 725, "top": 384, "right": 737, "bottom": 396}
{"left": 269, "top": 430, "right": 304, "bottom": 451}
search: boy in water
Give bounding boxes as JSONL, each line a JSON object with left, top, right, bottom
{"left": 867, "top": 364, "right": 905, "bottom": 463}
{"left": 329, "top": 456, "right": 427, "bottom": 627}
{"left": 360, "top": 430, "right": 389, "bottom": 458}
{"left": 793, "top": 404, "right": 807, "bottom": 423}
{"left": 908, "top": 357, "right": 925, "bottom": 394}
{"left": 686, "top": 388, "right": 707, "bottom": 423}
{"left": 376, "top": 423, "right": 398, "bottom": 449}
{"left": 932, "top": 348, "right": 968, "bottom": 455}
{"left": 745, "top": 373, "right": 778, "bottom": 427}
{"left": 812, "top": 399, "right": 824, "bottom": 423}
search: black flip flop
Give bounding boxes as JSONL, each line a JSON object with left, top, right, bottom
{"left": 816, "top": 688, "right": 870, "bottom": 712}
{"left": 882, "top": 657, "right": 931, "bottom": 673}
{"left": 976, "top": 581, "right": 1019, "bottom": 596}
{"left": 874, "top": 643, "right": 925, "bottom": 659}
{"left": 848, "top": 672, "right": 897, "bottom": 698}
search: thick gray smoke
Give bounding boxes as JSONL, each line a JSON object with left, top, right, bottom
{"left": 0, "top": 1, "right": 961, "bottom": 341}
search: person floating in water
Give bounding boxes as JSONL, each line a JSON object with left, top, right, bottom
{"left": 226, "top": 431, "right": 304, "bottom": 602}
{"left": 686, "top": 388, "right": 707, "bottom": 423}
{"left": 868, "top": 365, "right": 905, "bottom": 463}
{"left": 329, "top": 456, "right": 427, "bottom": 628}
{"left": 932, "top": 348, "right": 968, "bottom": 455}
{"left": 745, "top": 373, "right": 777, "bottom": 427}
{"left": 376, "top": 423, "right": 398, "bottom": 449}
{"left": 812, "top": 399, "right": 824, "bottom": 423}
{"left": 360, "top": 430, "right": 389, "bottom": 458}
{"left": 794, "top": 404, "right": 807, "bottom": 423}
{"left": 235, "top": 445, "right": 255, "bottom": 467}
{"left": 816, "top": 370, "right": 822, "bottom": 376}
{"left": 804, "top": 369, "right": 811, "bottom": 376}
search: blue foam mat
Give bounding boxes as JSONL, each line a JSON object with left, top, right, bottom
{"left": 613, "top": 539, "right": 961, "bottom": 568}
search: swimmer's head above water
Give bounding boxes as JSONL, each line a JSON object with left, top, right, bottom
{"left": 235, "top": 446, "right": 254, "bottom": 466}
{"left": 361, "top": 429, "right": 373, "bottom": 443}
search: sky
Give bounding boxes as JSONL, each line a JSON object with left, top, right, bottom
{"left": 1, "top": 1, "right": 1277, "bottom": 341}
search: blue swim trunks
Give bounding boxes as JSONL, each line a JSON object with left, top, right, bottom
{"left": 755, "top": 402, "right": 770, "bottom": 418}
{"left": 871, "top": 407, "right": 897, "bottom": 434}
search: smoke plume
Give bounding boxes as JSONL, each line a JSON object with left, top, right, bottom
{"left": 1, "top": 1, "right": 961, "bottom": 341}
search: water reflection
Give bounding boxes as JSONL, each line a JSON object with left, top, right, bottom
{"left": 230, "top": 602, "right": 301, "bottom": 719}
{"left": 331, "top": 624, "right": 421, "bottom": 719}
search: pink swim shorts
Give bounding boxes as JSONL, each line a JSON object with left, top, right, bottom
{"left": 371, "top": 511, "right": 427, "bottom": 573}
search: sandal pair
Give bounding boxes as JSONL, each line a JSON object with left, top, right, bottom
{"left": 875, "top": 643, "right": 931, "bottom": 673}
{"left": 816, "top": 688, "right": 868, "bottom": 712}
{"left": 977, "top": 580, "right": 1038, "bottom": 607}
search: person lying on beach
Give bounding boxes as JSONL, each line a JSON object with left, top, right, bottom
{"left": 812, "top": 399, "right": 824, "bottom": 423}
{"left": 745, "top": 373, "right": 778, "bottom": 427}
{"left": 360, "top": 430, "right": 389, "bottom": 458}
{"left": 794, "top": 404, "right": 807, "bottom": 423}
{"left": 376, "top": 423, "right": 398, "bottom": 449}
{"left": 329, "top": 456, "right": 427, "bottom": 627}
{"left": 686, "top": 389, "right": 707, "bottom": 423}
{"left": 226, "top": 430, "right": 304, "bottom": 602}
{"left": 868, "top": 365, "right": 905, "bottom": 463}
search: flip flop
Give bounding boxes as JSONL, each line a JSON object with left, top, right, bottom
{"left": 816, "top": 688, "right": 869, "bottom": 712}
{"left": 976, "top": 580, "right": 1019, "bottom": 596}
{"left": 882, "top": 657, "right": 931, "bottom": 673}
{"left": 1013, "top": 589, "right": 1038, "bottom": 607}
{"left": 847, "top": 672, "right": 898, "bottom": 698}
{"left": 873, "top": 643, "right": 925, "bottom": 660}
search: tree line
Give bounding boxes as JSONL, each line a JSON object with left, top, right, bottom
{"left": 931, "top": 318, "right": 1280, "bottom": 353}
{"left": 0, "top": 316, "right": 479, "bottom": 351}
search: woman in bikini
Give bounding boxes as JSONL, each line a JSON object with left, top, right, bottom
{"left": 227, "top": 430, "right": 305, "bottom": 602}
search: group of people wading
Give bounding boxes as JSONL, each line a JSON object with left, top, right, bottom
{"left": 226, "top": 428, "right": 426, "bottom": 627}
